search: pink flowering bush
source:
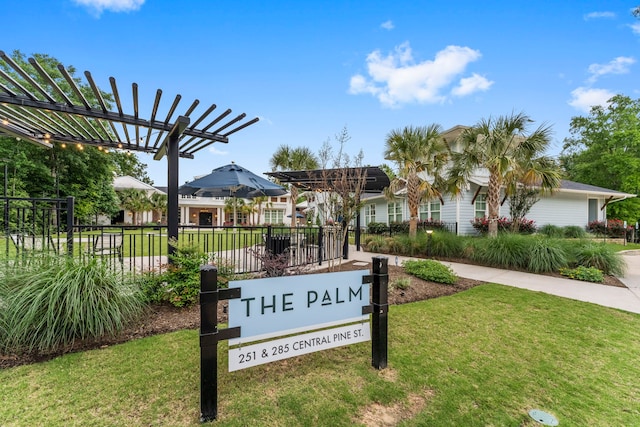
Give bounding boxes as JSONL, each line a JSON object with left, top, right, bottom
{"left": 471, "top": 217, "right": 536, "bottom": 234}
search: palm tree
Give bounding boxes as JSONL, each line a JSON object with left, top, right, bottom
{"left": 447, "top": 112, "right": 562, "bottom": 237}
{"left": 118, "top": 189, "right": 151, "bottom": 225}
{"left": 384, "top": 124, "right": 449, "bottom": 238}
{"left": 269, "top": 145, "right": 319, "bottom": 226}
{"left": 149, "top": 192, "right": 167, "bottom": 224}
{"left": 224, "top": 197, "right": 245, "bottom": 225}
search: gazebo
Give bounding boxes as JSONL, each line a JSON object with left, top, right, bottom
{"left": 0, "top": 50, "right": 258, "bottom": 256}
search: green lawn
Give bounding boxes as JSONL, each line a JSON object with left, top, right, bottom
{"left": 2, "top": 284, "right": 639, "bottom": 426}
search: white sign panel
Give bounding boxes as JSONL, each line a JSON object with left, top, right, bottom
{"left": 229, "top": 322, "right": 371, "bottom": 372}
{"left": 228, "top": 270, "right": 369, "bottom": 344}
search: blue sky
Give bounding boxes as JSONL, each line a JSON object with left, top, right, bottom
{"left": 4, "top": 0, "right": 640, "bottom": 186}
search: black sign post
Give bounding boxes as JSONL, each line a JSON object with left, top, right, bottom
{"left": 199, "top": 265, "right": 240, "bottom": 423}
{"left": 371, "top": 256, "right": 389, "bottom": 369}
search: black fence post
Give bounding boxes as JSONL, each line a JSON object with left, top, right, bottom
{"left": 371, "top": 256, "right": 389, "bottom": 370}
{"left": 66, "top": 196, "right": 74, "bottom": 256}
{"left": 200, "top": 265, "right": 219, "bottom": 422}
{"left": 318, "top": 225, "right": 324, "bottom": 266}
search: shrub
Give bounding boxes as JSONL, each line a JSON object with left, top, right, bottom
{"left": 471, "top": 217, "right": 536, "bottom": 234}
{"left": 362, "top": 235, "right": 388, "bottom": 252}
{"left": 563, "top": 225, "right": 587, "bottom": 239}
{"left": 141, "top": 239, "right": 212, "bottom": 307}
{"left": 366, "top": 222, "right": 389, "bottom": 234}
{"left": 417, "top": 219, "right": 448, "bottom": 231}
{"left": 389, "top": 222, "right": 408, "bottom": 233}
{"left": 0, "top": 255, "right": 145, "bottom": 354}
{"left": 527, "top": 237, "right": 568, "bottom": 273}
{"left": 402, "top": 259, "right": 457, "bottom": 285}
{"left": 429, "top": 231, "right": 465, "bottom": 258}
{"left": 538, "top": 224, "right": 564, "bottom": 238}
{"left": 391, "top": 277, "right": 411, "bottom": 290}
{"left": 559, "top": 266, "right": 604, "bottom": 283}
{"left": 470, "top": 233, "right": 529, "bottom": 269}
{"left": 572, "top": 242, "right": 626, "bottom": 276}
{"left": 587, "top": 219, "right": 629, "bottom": 238}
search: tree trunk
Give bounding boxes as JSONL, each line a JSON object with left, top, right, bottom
{"left": 407, "top": 173, "right": 420, "bottom": 237}
{"left": 487, "top": 171, "right": 501, "bottom": 237}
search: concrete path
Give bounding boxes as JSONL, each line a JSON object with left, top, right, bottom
{"left": 347, "top": 246, "right": 640, "bottom": 315}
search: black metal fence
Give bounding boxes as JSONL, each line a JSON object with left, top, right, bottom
{"left": 1, "top": 195, "right": 345, "bottom": 276}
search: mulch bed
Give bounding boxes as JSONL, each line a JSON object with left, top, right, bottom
{"left": 0, "top": 260, "right": 625, "bottom": 369}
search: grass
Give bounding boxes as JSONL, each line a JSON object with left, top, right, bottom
{"left": 2, "top": 285, "right": 639, "bottom": 426}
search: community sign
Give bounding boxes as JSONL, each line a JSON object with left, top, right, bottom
{"left": 227, "top": 270, "right": 371, "bottom": 371}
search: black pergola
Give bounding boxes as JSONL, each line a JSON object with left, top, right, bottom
{"left": 265, "top": 166, "right": 390, "bottom": 193}
{"left": 266, "top": 166, "right": 390, "bottom": 254}
{"left": 0, "top": 50, "right": 258, "bottom": 255}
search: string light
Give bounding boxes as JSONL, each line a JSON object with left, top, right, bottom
{"left": 77, "top": 144, "right": 83, "bottom": 150}
{"left": 60, "top": 143, "right": 66, "bottom": 148}
{"left": 2, "top": 119, "right": 8, "bottom": 126}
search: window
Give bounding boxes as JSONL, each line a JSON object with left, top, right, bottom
{"left": 418, "top": 201, "right": 441, "bottom": 220}
{"left": 388, "top": 202, "right": 403, "bottom": 223}
{"left": 364, "top": 204, "right": 376, "bottom": 225}
{"left": 280, "top": 197, "right": 287, "bottom": 203}
{"left": 475, "top": 194, "right": 487, "bottom": 218}
{"left": 263, "top": 209, "right": 284, "bottom": 224}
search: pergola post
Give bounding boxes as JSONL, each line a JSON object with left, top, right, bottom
{"left": 164, "top": 116, "right": 190, "bottom": 260}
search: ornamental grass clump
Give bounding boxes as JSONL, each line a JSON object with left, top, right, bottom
{"left": 470, "top": 233, "right": 529, "bottom": 269}
{"left": 527, "top": 237, "right": 568, "bottom": 273}
{"left": 402, "top": 259, "right": 457, "bottom": 285}
{"left": 572, "top": 242, "right": 626, "bottom": 276}
{"left": 0, "top": 255, "right": 145, "bottom": 355}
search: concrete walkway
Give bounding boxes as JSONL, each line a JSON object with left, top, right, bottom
{"left": 347, "top": 246, "right": 640, "bottom": 315}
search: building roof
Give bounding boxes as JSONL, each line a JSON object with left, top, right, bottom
{"left": 113, "top": 175, "right": 161, "bottom": 193}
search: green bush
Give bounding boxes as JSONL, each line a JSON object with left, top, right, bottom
{"left": 572, "top": 242, "right": 626, "bottom": 276}
{"left": 362, "top": 235, "right": 389, "bottom": 253}
{"left": 402, "top": 259, "right": 457, "bottom": 285}
{"left": 527, "top": 237, "right": 568, "bottom": 273}
{"left": 563, "top": 225, "right": 587, "bottom": 239}
{"left": 366, "top": 222, "right": 389, "bottom": 234}
{"left": 391, "top": 277, "right": 411, "bottom": 290}
{"left": 429, "top": 231, "right": 465, "bottom": 258}
{"left": 0, "top": 256, "right": 145, "bottom": 354}
{"left": 559, "top": 266, "right": 604, "bottom": 283}
{"left": 140, "top": 239, "right": 213, "bottom": 307}
{"left": 469, "top": 233, "right": 529, "bottom": 269}
{"left": 538, "top": 224, "right": 564, "bottom": 238}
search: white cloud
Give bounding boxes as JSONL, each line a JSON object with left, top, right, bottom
{"left": 208, "top": 146, "right": 229, "bottom": 156}
{"left": 583, "top": 11, "right": 616, "bottom": 20}
{"left": 587, "top": 56, "right": 635, "bottom": 83}
{"left": 380, "top": 20, "right": 394, "bottom": 30}
{"left": 451, "top": 73, "right": 493, "bottom": 96}
{"left": 73, "top": 0, "right": 144, "bottom": 15}
{"left": 348, "top": 42, "right": 490, "bottom": 107}
{"left": 568, "top": 87, "right": 614, "bottom": 112}
{"left": 630, "top": 22, "right": 640, "bottom": 35}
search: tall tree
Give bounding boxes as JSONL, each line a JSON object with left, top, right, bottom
{"left": 448, "top": 112, "right": 561, "bottom": 237}
{"left": 269, "top": 145, "right": 319, "bottom": 226}
{"left": 118, "top": 189, "right": 150, "bottom": 225}
{"left": 384, "top": 124, "right": 449, "bottom": 237}
{"left": 112, "top": 152, "right": 153, "bottom": 185}
{"left": 561, "top": 94, "right": 640, "bottom": 222}
{"left": 149, "top": 192, "right": 167, "bottom": 223}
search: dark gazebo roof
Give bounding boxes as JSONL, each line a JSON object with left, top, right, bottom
{"left": 0, "top": 50, "right": 258, "bottom": 159}
{"left": 266, "top": 166, "right": 390, "bottom": 193}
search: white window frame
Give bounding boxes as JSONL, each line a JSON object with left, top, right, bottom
{"left": 364, "top": 204, "right": 376, "bottom": 226}
{"left": 419, "top": 201, "right": 441, "bottom": 221}
{"left": 388, "top": 202, "right": 403, "bottom": 223}
{"left": 475, "top": 194, "right": 487, "bottom": 218}
{"left": 263, "top": 209, "right": 284, "bottom": 224}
